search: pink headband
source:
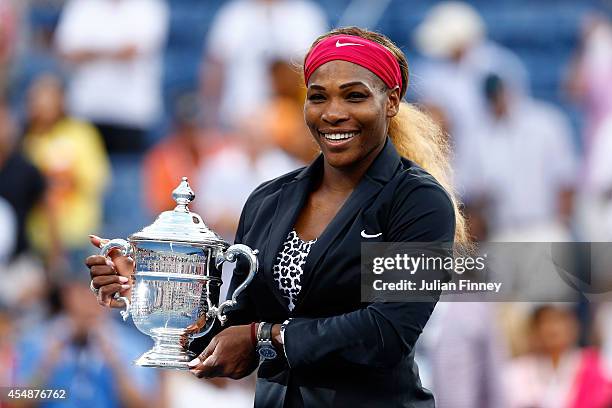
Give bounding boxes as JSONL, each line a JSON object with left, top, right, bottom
{"left": 304, "top": 34, "right": 402, "bottom": 90}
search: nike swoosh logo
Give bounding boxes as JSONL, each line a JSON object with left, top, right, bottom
{"left": 336, "top": 40, "right": 364, "bottom": 48}
{"left": 361, "top": 230, "right": 382, "bottom": 239}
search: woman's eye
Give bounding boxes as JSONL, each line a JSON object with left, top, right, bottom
{"left": 307, "top": 94, "right": 325, "bottom": 102}
{"left": 347, "top": 92, "right": 367, "bottom": 100}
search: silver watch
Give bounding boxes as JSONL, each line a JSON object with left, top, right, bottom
{"left": 256, "top": 322, "right": 277, "bottom": 360}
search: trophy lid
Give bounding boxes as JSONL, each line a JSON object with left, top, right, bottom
{"left": 130, "top": 177, "right": 229, "bottom": 247}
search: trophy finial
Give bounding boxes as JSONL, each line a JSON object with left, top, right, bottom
{"left": 172, "top": 177, "right": 195, "bottom": 211}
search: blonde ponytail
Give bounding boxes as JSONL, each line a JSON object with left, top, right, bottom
{"left": 389, "top": 102, "right": 470, "bottom": 247}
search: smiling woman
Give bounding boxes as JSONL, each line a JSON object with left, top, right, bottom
{"left": 86, "top": 26, "right": 468, "bottom": 408}
{"left": 301, "top": 28, "right": 467, "bottom": 244}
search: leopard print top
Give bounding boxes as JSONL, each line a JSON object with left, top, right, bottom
{"left": 272, "top": 230, "right": 316, "bottom": 311}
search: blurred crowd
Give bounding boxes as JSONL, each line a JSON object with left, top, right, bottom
{"left": 0, "top": 0, "right": 611, "bottom": 407}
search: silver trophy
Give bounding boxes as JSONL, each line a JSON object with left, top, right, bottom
{"left": 99, "top": 177, "right": 258, "bottom": 370}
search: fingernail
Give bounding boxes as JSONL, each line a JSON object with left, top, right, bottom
{"left": 118, "top": 276, "right": 129, "bottom": 283}
{"left": 187, "top": 359, "right": 199, "bottom": 367}
{"left": 120, "top": 284, "right": 131, "bottom": 290}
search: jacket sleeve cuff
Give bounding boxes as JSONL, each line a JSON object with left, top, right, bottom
{"left": 280, "top": 319, "right": 291, "bottom": 367}
{"left": 282, "top": 315, "right": 359, "bottom": 369}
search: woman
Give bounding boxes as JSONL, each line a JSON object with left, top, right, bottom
{"left": 506, "top": 305, "right": 612, "bottom": 408}
{"left": 87, "top": 27, "right": 468, "bottom": 407}
{"left": 23, "top": 73, "right": 109, "bottom": 272}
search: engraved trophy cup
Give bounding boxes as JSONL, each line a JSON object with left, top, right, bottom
{"left": 99, "top": 177, "right": 258, "bottom": 369}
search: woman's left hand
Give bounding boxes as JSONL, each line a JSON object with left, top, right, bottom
{"left": 188, "top": 325, "right": 258, "bottom": 379}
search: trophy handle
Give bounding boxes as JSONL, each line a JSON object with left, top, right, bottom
{"left": 99, "top": 238, "right": 133, "bottom": 321}
{"left": 212, "top": 244, "right": 259, "bottom": 325}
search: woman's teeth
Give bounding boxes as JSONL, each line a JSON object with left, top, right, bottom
{"left": 322, "top": 132, "right": 358, "bottom": 141}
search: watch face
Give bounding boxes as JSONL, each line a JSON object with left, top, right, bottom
{"left": 258, "top": 346, "right": 277, "bottom": 360}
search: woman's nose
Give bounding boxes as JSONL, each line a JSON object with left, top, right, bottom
{"left": 321, "top": 100, "right": 349, "bottom": 125}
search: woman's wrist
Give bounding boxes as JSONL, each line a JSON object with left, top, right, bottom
{"left": 250, "top": 322, "right": 259, "bottom": 347}
{"left": 271, "top": 323, "right": 283, "bottom": 349}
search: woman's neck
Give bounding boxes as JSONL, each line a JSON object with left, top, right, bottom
{"left": 319, "top": 141, "right": 385, "bottom": 194}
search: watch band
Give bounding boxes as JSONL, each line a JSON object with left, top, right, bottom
{"left": 258, "top": 322, "right": 273, "bottom": 342}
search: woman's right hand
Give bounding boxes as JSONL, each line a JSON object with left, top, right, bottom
{"left": 85, "top": 235, "right": 134, "bottom": 308}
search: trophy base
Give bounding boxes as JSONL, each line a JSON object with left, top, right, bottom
{"left": 134, "top": 350, "right": 196, "bottom": 370}
{"left": 134, "top": 329, "right": 197, "bottom": 370}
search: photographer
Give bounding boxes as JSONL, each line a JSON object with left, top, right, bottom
{"left": 13, "top": 281, "right": 159, "bottom": 408}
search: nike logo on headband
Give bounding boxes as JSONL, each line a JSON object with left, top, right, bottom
{"left": 336, "top": 40, "right": 364, "bottom": 48}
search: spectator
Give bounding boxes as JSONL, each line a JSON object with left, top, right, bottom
{"left": 54, "top": 0, "right": 169, "bottom": 153}
{"left": 14, "top": 281, "right": 161, "bottom": 408}
{"left": 0, "top": 102, "right": 45, "bottom": 259}
{"left": 428, "top": 302, "right": 508, "bottom": 408}
{"left": 412, "top": 1, "right": 529, "bottom": 195}
{"left": 22, "top": 73, "right": 109, "bottom": 273}
{"left": 249, "top": 59, "right": 318, "bottom": 164}
{"left": 142, "top": 92, "right": 222, "bottom": 215}
{"left": 565, "top": 15, "right": 612, "bottom": 241}
{"left": 200, "top": 0, "right": 327, "bottom": 130}
{"left": 581, "top": 114, "right": 612, "bottom": 239}
{"left": 0, "top": 104, "right": 47, "bottom": 327}
{"left": 461, "top": 74, "right": 577, "bottom": 240}
{"left": 565, "top": 14, "right": 612, "bottom": 153}
{"left": 506, "top": 305, "right": 612, "bottom": 408}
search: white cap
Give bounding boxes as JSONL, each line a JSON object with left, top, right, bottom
{"left": 414, "top": 1, "right": 486, "bottom": 58}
